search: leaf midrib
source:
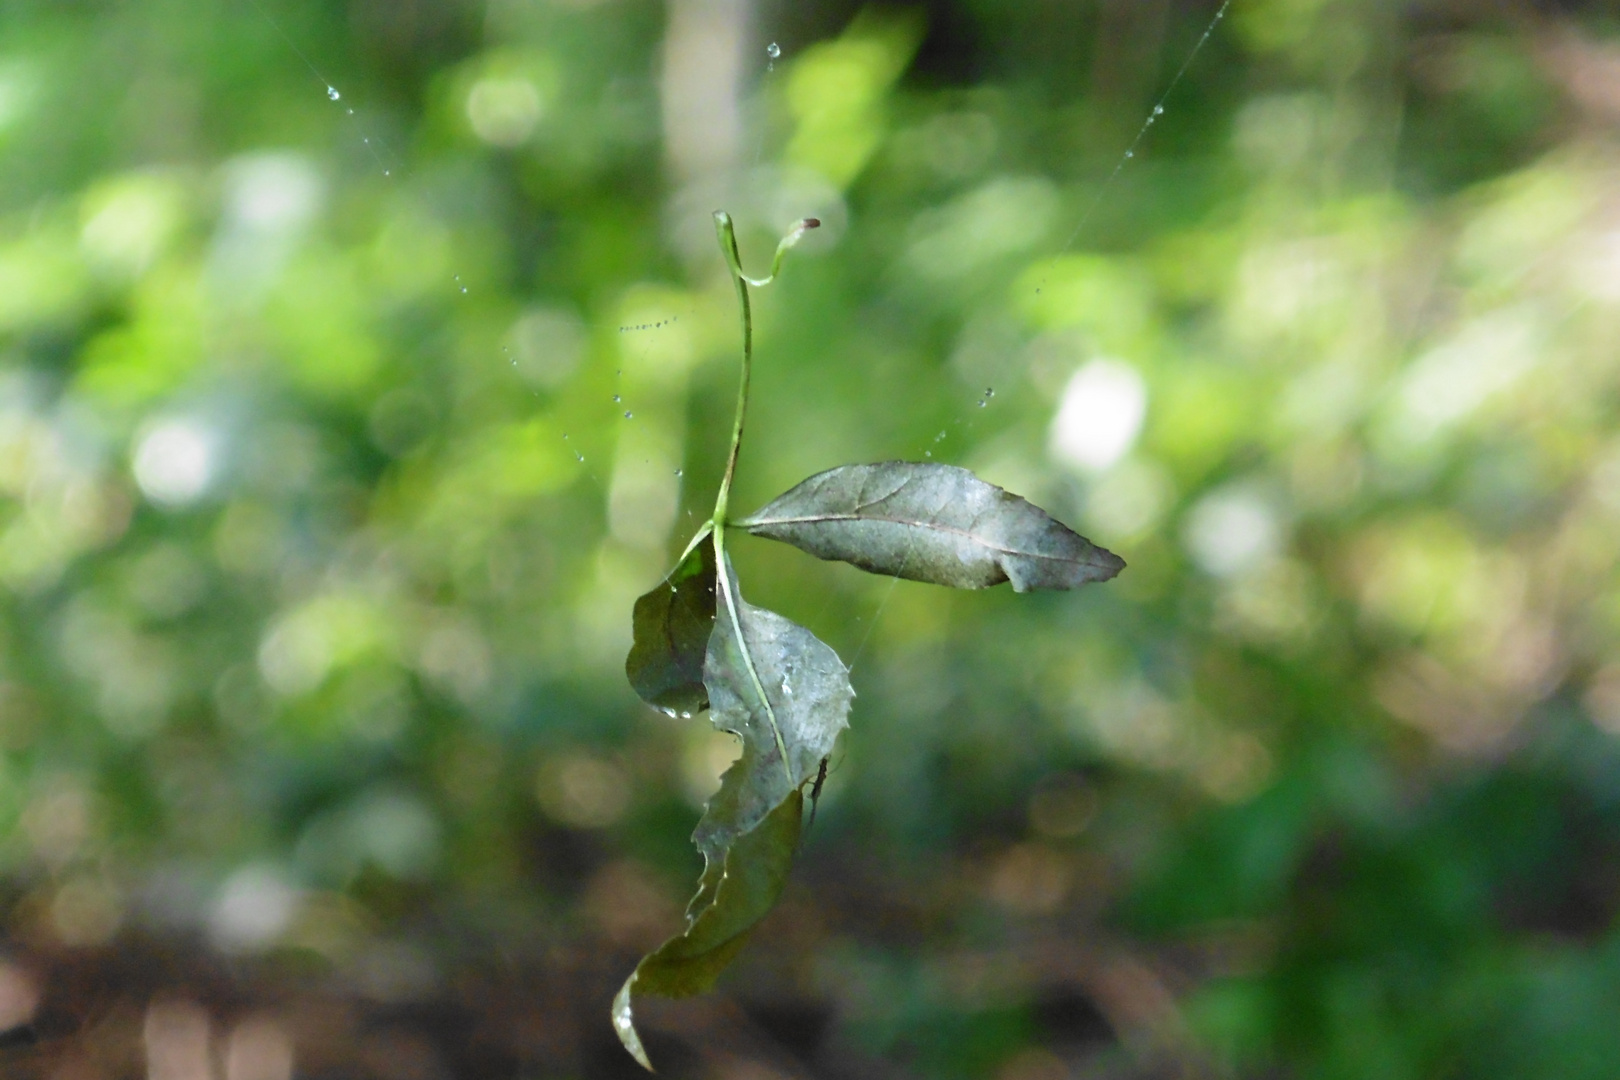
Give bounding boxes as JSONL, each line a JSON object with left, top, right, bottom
{"left": 744, "top": 511, "right": 1097, "bottom": 565}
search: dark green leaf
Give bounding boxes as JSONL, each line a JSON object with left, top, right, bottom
{"left": 612, "top": 555, "right": 852, "bottom": 1069}
{"left": 739, "top": 461, "right": 1125, "bottom": 592}
{"left": 612, "top": 791, "right": 802, "bottom": 1070}
{"left": 624, "top": 535, "right": 715, "bottom": 717}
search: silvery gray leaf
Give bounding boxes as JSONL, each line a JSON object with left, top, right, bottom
{"left": 739, "top": 461, "right": 1125, "bottom": 592}
{"left": 695, "top": 553, "right": 853, "bottom": 863}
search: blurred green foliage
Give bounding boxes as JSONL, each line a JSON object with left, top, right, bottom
{"left": 3, "top": 0, "right": 1620, "bottom": 1076}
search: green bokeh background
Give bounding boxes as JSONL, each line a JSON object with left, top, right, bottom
{"left": 3, "top": 0, "right": 1620, "bottom": 1076}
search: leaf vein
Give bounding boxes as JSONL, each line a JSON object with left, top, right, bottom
{"left": 748, "top": 513, "right": 1108, "bottom": 565}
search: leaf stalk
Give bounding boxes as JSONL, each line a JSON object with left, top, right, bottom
{"left": 709, "top": 211, "right": 818, "bottom": 532}
{"left": 708, "top": 210, "right": 819, "bottom": 788}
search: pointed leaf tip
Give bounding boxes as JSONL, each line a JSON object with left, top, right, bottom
{"left": 740, "top": 461, "right": 1125, "bottom": 592}
{"left": 611, "top": 980, "right": 654, "bottom": 1071}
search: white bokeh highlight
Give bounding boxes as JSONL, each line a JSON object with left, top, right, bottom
{"left": 133, "top": 420, "right": 216, "bottom": 507}
{"left": 210, "top": 864, "right": 301, "bottom": 953}
{"left": 224, "top": 153, "right": 322, "bottom": 235}
{"left": 1183, "top": 486, "right": 1282, "bottom": 578}
{"left": 1049, "top": 360, "right": 1148, "bottom": 473}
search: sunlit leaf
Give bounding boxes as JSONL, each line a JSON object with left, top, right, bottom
{"left": 739, "top": 461, "right": 1126, "bottom": 592}
{"left": 624, "top": 534, "right": 715, "bottom": 717}
{"left": 613, "top": 554, "right": 852, "bottom": 1069}
{"left": 697, "top": 553, "right": 853, "bottom": 855}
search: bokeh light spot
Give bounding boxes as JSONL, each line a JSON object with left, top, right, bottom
{"left": 210, "top": 865, "right": 301, "bottom": 954}
{"left": 1049, "top": 360, "right": 1147, "bottom": 473}
{"left": 225, "top": 1015, "right": 295, "bottom": 1080}
{"left": 1183, "top": 486, "right": 1281, "bottom": 578}
{"left": 133, "top": 419, "right": 215, "bottom": 507}
{"left": 467, "top": 76, "right": 543, "bottom": 147}
{"left": 538, "top": 754, "right": 631, "bottom": 829}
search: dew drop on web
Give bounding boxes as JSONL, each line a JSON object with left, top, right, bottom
{"left": 1153, "top": 105, "right": 1164, "bottom": 116}
{"left": 327, "top": 86, "right": 340, "bottom": 101}
{"left": 624, "top": 411, "right": 633, "bottom": 419}
{"left": 612, "top": 394, "right": 621, "bottom": 402}
{"left": 766, "top": 42, "right": 781, "bottom": 59}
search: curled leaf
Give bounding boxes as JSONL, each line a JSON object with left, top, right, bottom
{"left": 612, "top": 791, "right": 803, "bottom": 1070}
{"left": 740, "top": 461, "right": 1125, "bottom": 592}
{"left": 613, "top": 555, "right": 852, "bottom": 1069}
{"left": 625, "top": 536, "right": 715, "bottom": 717}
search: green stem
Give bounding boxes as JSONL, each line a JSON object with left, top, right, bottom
{"left": 712, "top": 211, "right": 752, "bottom": 529}
{"left": 709, "top": 211, "right": 818, "bottom": 530}
{"left": 707, "top": 210, "right": 818, "bottom": 789}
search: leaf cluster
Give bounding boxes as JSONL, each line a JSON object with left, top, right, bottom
{"left": 614, "top": 215, "right": 1123, "bottom": 1067}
